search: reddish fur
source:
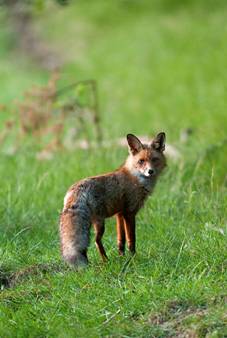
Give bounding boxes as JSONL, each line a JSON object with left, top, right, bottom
{"left": 60, "top": 133, "right": 166, "bottom": 266}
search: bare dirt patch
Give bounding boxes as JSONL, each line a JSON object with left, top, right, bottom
{"left": 148, "top": 299, "right": 226, "bottom": 337}
{"left": 0, "top": 262, "right": 65, "bottom": 290}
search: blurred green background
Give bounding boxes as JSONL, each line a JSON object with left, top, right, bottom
{"left": 1, "top": 0, "right": 227, "bottom": 142}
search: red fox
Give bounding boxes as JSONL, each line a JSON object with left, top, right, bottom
{"left": 60, "top": 132, "right": 166, "bottom": 267}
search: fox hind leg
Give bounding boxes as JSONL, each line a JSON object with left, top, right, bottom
{"left": 94, "top": 219, "right": 108, "bottom": 262}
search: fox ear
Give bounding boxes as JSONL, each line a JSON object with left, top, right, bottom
{"left": 127, "top": 134, "right": 143, "bottom": 155}
{"left": 152, "top": 132, "right": 166, "bottom": 152}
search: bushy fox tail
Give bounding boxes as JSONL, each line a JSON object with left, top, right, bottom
{"left": 60, "top": 207, "right": 91, "bottom": 267}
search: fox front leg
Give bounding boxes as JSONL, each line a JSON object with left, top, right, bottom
{"left": 116, "top": 213, "right": 126, "bottom": 256}
{"left": 123, "top": 213, "right": 136, "bottom": 255}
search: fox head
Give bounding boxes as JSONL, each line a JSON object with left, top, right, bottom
{"left": 125, "top": 133, "right": 166, "bottom": 180}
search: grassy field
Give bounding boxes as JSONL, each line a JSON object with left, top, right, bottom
{"left": 0, "top": 1, "right": 227, "bottom": 337}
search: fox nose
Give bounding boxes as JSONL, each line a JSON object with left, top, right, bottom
{"left": 148, "top": 169, "right": 155, "bottom": 176}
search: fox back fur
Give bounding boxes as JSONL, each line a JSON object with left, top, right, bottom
{"left": 60, "top": 132, "right": 166, "bottom": 267}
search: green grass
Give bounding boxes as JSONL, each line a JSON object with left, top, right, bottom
{"left": 0, "top": 1, "right": 227, "bottom": 337}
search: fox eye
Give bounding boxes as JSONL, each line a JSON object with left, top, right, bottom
{"left": 152, "top": 157, "right": 159, "bottom": 163}
{"left": 138, "top": 159, "right": 145, "bottom": 165}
